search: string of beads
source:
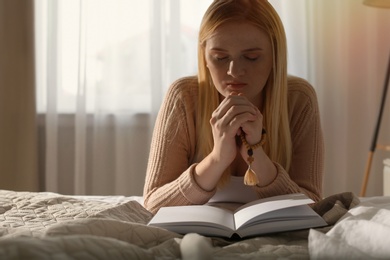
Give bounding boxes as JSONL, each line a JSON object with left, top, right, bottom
{"left": 240, "top": 128, "right": 267, "bottom": 186}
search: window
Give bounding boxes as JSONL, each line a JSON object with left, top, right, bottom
{"left": 35, "top": 0, "right": 212, "bottom": 114}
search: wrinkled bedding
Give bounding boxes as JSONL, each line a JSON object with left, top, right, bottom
{"left": 0, "top": 189, "right": 388, "bottom": 259}
{"left": 309, "top": 196, "right": 390, "bottom": 259}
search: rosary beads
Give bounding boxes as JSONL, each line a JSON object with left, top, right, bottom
{"left": 240, "top": 129, "right": 266, "bottom": 186}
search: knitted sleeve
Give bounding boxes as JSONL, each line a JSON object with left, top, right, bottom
{"left": 143, "top": 77, "right": 216, "bottom": 214}
{"left": 253, "top": 76, "right": 324, "bottom": 202}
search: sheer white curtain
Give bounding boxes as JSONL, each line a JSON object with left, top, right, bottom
{"left": 35, "top": 0, "right": 390, "bottom": 197}
{"left": 270, "top": 0, "right": 390, "bottom": 197}
{"left": 35, "top": 0, "right": 212, "bottom": 195}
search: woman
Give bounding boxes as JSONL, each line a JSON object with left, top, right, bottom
{"left": 143, "top": 0, "right": 324, "bottom": 214}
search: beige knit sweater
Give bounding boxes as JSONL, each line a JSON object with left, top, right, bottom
{"left": 143, "top": 75, "right": 324, "bottom": 214}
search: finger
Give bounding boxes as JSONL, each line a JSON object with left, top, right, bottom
{"left": 212, "top": 102, "right": 252, "bottom": 124}
{"left": 225, "top": 109, "right": 258, "bottom": 130}
{"left": 211, "top": 106, "right": 257, "bottom": 139}
{"left": 219, "top": 95, "right": 257, "bottom": 116}
{"left": 240, "top": 117, "right": 263, "bottom": 143}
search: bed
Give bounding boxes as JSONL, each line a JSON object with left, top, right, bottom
{"left": 0, "top": 189, "right": 389, "bottom": 259}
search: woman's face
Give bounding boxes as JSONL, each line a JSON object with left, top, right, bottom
{"left": 204, "top": 21, "right": 273, "bottom": 107}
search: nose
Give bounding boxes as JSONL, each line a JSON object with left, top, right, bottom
{"left": 227, "top": 60, "right": 245, "bottom": 77}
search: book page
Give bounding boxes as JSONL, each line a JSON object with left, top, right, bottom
{"left": 239, "top": 204, "right": 326, "bottom": 229}
{"left": 237, "top": 209, "right": 326, "bottom": 237}
{"left": 233, "top": 193, "right": 313, "bottom": 229}
{"left": 149, "top": 205, "right": 236, "bottom": 231}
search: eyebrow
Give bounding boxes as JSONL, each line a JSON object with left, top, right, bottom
{"left": 209, "top": 47, "right": 263, "bottom": 53}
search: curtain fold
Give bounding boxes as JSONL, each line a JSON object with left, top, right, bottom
{"left": 0, "top": 0, "right": 38, "bottom": 191}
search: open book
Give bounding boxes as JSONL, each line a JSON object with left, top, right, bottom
{"left": 148, "top": 193, "right": 327, "bottom": 238}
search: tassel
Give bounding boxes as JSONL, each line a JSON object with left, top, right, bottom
{"left": 243, "top": 151, "right": 258, "bottom": 186}
{"left": 240, "top": 129, "right": 267, "bottom": 186}
{"left": 244, "top": 166, "right": 258, "bottom": 186}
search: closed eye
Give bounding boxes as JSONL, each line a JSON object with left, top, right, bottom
{"left": 208, "top": 49, "right": 229, "bottom": 62}
{"left": 214, "top": 55, "right": 229, "bottom": 61}
{"left": 244, "top": 55, "right": 259, "bottom": 61}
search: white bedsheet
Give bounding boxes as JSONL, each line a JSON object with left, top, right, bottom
{"left": 309, "top": 196, "right": 390, "bottom": 259}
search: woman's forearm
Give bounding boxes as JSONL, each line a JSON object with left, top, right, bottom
{"left": 193, "top": 152, "right": 230, "bottom": 191}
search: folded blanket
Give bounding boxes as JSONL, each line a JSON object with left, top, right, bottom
{"left": 311, "top": 191, "right": 360, "bottom": 225}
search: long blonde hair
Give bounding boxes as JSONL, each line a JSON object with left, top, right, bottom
{"left": 195, "top": 0, "right": 292, "bottom": 185}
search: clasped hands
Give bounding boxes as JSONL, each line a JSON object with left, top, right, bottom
{"left": 210, "top": 92, "right": 263, "bottom": 167}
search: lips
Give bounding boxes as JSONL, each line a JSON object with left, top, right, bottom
{"left": 226, "top": 81, "right": 247, "bottom": 91}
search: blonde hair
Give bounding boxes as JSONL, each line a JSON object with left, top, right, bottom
{"left": 195, "top": 0, "right": 292, "bottom": 185}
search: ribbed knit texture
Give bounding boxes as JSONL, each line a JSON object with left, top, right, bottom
{"left": 143, "top": 76, "right": 324, "bottom": 214}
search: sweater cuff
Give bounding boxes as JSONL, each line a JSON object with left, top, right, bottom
{"left": 177, "top": 164, "right": 216, "bottom": 204}
{"left": 254, "top": 163, "right": 297, "bottom": 197}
